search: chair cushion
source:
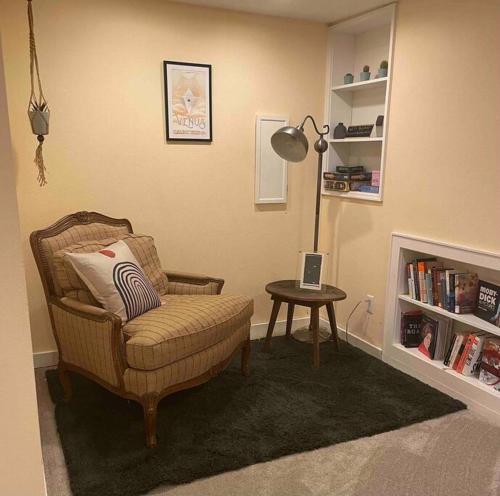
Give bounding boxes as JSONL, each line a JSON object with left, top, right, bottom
{"left": 52, "top": 233, "right": 169, "bottom": 305}
{"left": 123, "top": 294, "right": 253, "bottom": 370}
{"left": 41, "top": 222, "right": 130, "bottom": 296}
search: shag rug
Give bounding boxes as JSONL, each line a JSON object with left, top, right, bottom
{"left": 46, "top": 337, "right": 465, "bottom": 496}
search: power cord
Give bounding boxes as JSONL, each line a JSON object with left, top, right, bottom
{"left": 344, "top": 300, "right": 363, "bottom": 345}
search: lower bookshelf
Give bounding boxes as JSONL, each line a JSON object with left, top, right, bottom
{"left": 383, "top": 233, "right": 500, "bottom": 423}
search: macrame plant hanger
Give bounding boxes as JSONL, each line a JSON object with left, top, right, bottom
{"left": 27, "top": 0, "right": 49, "bottom": 186}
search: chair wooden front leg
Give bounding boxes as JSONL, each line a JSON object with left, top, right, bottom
{"left": 241, "top": 337, "right": 251, "bottom": 377}
{"left": 142, "top": 393, "right": 159, "bottom": 448}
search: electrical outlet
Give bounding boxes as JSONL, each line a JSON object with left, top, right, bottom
{"left": 365, "top": 294, "right": 375, "bottom": 314}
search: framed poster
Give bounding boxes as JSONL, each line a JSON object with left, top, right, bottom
{"left": 255, "top": 115, "right": 288, "bottom": 204}
{"left": 299, "top": 252, "right": 325, "bottom": 290}
{"left": 163, "top": 61, "right": 212, "bottom": 141}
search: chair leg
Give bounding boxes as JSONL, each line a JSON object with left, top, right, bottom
{"left": 142, "top": 394, "right": 159, "bottom": 448}
{"left": 58, "top": 363, "right": 72, "bottom": 402}
{"left": 241, "top": 337, "right": 251, "bottom": 377}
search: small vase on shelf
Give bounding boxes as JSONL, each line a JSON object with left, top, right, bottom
{"left": 333, "top": 123, "right": 347, "bottom": 139}
{"left": 343, "top": 73, "right": 354, "bottom": 84}
{"left": 360, "top": 65, "right": 370, "bottom": 81}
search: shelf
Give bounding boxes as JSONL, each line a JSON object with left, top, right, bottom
{"left": 322, "top": 189, "right": 381, "bottom": 202}
{"left": 398, "top": 294, "right": 500, "bottom": 338}
{"left": 332, "top": 77, "right": 388, "bottom": 93}
{"left": 392, "top": 343, "right": 500, "bottom": 399}
{"left": 329, "top": 137, "right": 383, "bottom": 143}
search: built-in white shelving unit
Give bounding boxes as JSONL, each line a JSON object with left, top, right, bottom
{"left": 322, "top": 4, "right": 396, "bottom": 202}
{"left": 383, "top": 233, "right": 500, "bottom": 423}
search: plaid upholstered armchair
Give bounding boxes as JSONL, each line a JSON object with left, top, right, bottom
{"left": 31, "top": 211, "right": 253, "bottom": 447}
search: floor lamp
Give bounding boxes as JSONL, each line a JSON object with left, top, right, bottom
{"left": 271, "top": 115, "right": 331, "bottom": 342}
{"left": 271, "top": 115, "right": 329, "bottom": 252}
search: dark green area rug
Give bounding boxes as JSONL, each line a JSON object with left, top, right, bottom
{"left": 47, "top": 337, "right": 465, "bottom": 496}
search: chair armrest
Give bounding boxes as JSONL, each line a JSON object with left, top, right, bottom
{"left": 163, "top": 270, "right": 224, "bottom": 295}
{"left": 50, "top": 297, "right": 127, "bottom": 389}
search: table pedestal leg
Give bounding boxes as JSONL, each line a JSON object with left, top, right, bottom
{"left": 286, "top": 303, "right": 295, "bottom": 338}
{"left": 311, "top": 307, "right": 320, "bottom": 368}
{"left": 264, "top": 299, "right": 281, "bottom": 351}
{"left": 326, "top": 302, "right": 340, "bottom": 352}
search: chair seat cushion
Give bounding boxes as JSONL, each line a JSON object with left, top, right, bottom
{"left": 123, "top": 294, "right": 253, "bottom": 370}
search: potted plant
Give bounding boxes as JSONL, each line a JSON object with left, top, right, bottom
{"left": 344, "top": 73, "right": 354, "bottom": 84}
{"left": 378, "top": 60, "right": 388, "bottom": 78}
{"left": 360, "top": 65, "right": 370, "bottom": 81}
{"left": 28, "top": 100, "right": 50, "bottom": 136}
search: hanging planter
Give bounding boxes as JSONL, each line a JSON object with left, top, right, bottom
{"left": 27, "top": 0, "right": 50, "bottom": 186}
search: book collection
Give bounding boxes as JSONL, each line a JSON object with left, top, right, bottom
{"left": 402, "top": 257, "right": 500, "bottom": 393}
{"left": 323, "top": 165, "right": 380, "bottom": 194}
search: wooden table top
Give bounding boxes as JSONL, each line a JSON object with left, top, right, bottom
{"left": 265, "top": 280, "right": 347, "bottom": 303}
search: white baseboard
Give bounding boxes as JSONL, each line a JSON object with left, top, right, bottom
{"left": 32, "top": 317, "right": 382, "bottom": 369}
{"left": 33, "top": 350, "right": 58, "bottom": 369}
{"left": 250, "top": 317, "right": 309, "bottom": 340}
{"left": 320, "top": 318, "right": 383, "bottom": 359}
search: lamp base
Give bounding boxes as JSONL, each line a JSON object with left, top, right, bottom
{"left": 292, "top": 325, "right": 331, "bottom": 343}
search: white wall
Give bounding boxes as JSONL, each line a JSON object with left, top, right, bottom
{"left": 0, "top": 36, "right": 46, "bottom": 496}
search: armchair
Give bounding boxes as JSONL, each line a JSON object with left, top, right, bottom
{"left": 31, "top": 211, "right": 253, "bottom": 447}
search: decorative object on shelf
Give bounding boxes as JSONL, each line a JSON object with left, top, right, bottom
{"left": 375, "top": 115, "right": 384, "bottom": 137}
{"left": 324, "top": 180, "right": 350, "bottom": 192}
{"left": 271, "top": 114, "right": 329, "bottom": 253}
{"left": 163, "top": 61, "right": 212, "bottom": 141}
{"left": 27, "top": 0, "right": 50, "bottom": 186}
{"left": 346, "top": 124, "right": 374, "bottom": 138}
{"left": 378, "top": 60, "right": 389, "bottom": 78}
{"left": 360, "top": 65, "right": 370, "bottom": 81}
{"left": 333, "top": 122, "right": 347, "bottom": 139}
{"left": 343, "top": 73, "right": 354, "bottom": 84}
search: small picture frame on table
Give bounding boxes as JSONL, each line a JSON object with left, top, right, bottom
{"left": 163, "top": 61, "right": 212, "bottom": 142}
{"left": 299, "top": 252, "right": 325, "bottom": 290}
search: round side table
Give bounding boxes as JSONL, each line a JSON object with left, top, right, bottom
{"left": 263, "top": 280, "right": 347, "bottom": 368}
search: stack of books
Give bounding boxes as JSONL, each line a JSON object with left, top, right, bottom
{"left": 406, "top": 258, "right": 480, "bottom": 314}
{"left": 323, "top": 166, "right": 379, "bottom": 194}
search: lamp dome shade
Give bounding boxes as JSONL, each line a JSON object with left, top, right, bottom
{"left": 271, "top": 126, "right": 309, "bottom": 162}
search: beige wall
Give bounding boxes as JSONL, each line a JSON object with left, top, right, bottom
{"left": 0, "top": 0, "right": 327, "bottom": 353}
{"left": 0, "top": 36, "right": 46, "bottom": 496}
{"left": 321, "top": 0, "right": 500, "bottom": 347}
{"left": 3, "top": 0, "right": 499, "bottom": 356}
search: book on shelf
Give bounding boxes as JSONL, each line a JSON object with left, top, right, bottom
{"left": 323, "top": 171, "right": 372, "bottom": 181}
{"left": 454, "top": 272, "right": 479, "bottom": 314}
{"left": 461, "top": 333, "right": 486, "bottom": 376}
{"left": 444, "top": 331, "right": 466, "bottom": 367}
{"left": 405, "top": 260, "right": 480, "bottom": 316}
{"left": 417, "top": 314, "right": 451, "bottom": 360}
{"left": 475, "top": 280, "right": 500, "bottom": 327}
{"left": 335, "top": 165, "right": 364, "bottom": 174}
{"left": 401, "top": 310, "right": 423, "bottom": 348}
{"left": 479, "top": 337, "right": 500, "bottom": 391}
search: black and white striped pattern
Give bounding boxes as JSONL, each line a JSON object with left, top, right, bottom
{"left": 113, "top": 262, "right": 160, "bottom": 321}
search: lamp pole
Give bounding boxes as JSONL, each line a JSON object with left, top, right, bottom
{"left": 296, "top": 116, "right": 329, "bottom": 252}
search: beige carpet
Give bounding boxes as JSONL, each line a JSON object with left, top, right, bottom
{"left": 36, "top": 368, "right": 500, "bottom": 496}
